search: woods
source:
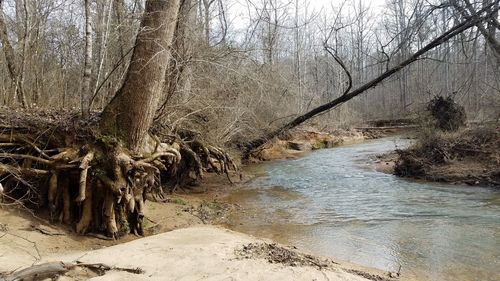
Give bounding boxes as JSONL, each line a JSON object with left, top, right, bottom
{"left": 0, "top": 0, "right": 499, "bottom": 239}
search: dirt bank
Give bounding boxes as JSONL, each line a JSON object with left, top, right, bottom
{"left": 250, "top": 124, "right": 417, "bottom": 162}
{"left": 251, "top": 127, "right": 365, "bottom": 161}
{"left": 376, "top": 127, "right": 499, "bottom": 187}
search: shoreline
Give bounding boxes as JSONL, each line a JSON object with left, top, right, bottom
{"left": 0, "top": 131, "right": 410, "bottom": 280}
{"left": 1, "top": 224, "right": 400, "bottom": 281}
{"left": 0, "top": 197, "right": 400, "bottom": 281}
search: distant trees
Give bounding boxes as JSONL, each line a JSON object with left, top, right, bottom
{"left": 0, "top": 0, "right": 498, "bottom": 144}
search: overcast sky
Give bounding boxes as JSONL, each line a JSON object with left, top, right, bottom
{"left": 226, "top": 0, "right": 388, "bottom": 31}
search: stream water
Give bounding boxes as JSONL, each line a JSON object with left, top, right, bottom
{"left": 226, "top": 137, "right": 500, "bottom": 281}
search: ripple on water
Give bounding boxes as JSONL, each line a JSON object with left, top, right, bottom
{"left": 228, "top": 137, "right": 500, "bottom": 281}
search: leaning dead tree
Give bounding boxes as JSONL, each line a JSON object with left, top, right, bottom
{"left": 246, "top": 2, "right": 500, "bottom": 153}
{"left": 0, "top": 0, "right": 236, "bottom": 239}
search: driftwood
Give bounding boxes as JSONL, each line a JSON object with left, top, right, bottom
{"left": 0, "top": 261, "right": 144, "bottom": 281}
{"left": 1, "top": 261, "right": 70, "bottom": 281}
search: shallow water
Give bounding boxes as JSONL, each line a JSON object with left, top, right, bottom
{"left": 226, "top": 137, "right": 500, "bottom": 281}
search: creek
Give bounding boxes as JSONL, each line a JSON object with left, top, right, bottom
{"left": 226, "top": 137, "right": 500, "bottom": 281}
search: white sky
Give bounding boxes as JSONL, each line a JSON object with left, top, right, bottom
{"left": 227, "top": 0, "right": 388, "bottom": 31}
{"left": 304, "top": 0, "right": 386, "bottom": 10}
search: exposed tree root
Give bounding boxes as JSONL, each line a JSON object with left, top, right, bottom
{"left": 0, "top": 110, "right": 238, "bottom": 239}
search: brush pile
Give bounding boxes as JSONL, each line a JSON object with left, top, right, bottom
{"left": 395, "top": 127, "right": 500, "bottom": 186}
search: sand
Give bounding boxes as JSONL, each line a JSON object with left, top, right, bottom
{"left": 0, "top": 172, "right": 398, "bottom": 281}
{"left": 9, "top": 226, "right": 391, "bottom": 281}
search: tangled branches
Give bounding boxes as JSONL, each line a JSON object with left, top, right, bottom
{"left": 394, "top": 127, "right": 500, "bottom": 186}
{"left": 426, "top": 95, "right": 466, "bottom": 131}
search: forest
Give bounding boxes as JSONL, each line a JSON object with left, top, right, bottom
{"left": 0, "top": 0, "right": 500, "bottom": 233}
{"left": 0, "top": 0, "right": 498, "bottom": 128}
{"left": 0, "top": 0, "right": 499, "bottom": 279}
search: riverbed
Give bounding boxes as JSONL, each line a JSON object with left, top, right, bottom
{"left": 226, "top": 137, "right": 500, "bottom": 281}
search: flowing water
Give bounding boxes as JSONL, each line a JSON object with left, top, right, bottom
{"left": 226, "top": 137, "right": 500, "bottom": 281}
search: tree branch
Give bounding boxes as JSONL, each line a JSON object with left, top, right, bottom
{"left": 246, "top": 4, "right": 498, "bottom": 152}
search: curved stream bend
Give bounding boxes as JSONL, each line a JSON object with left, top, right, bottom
{"left": 227, "top": 137, "right": 500, "bottom": 281}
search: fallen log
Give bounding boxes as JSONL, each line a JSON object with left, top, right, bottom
{"left": 0, "top": 261, "right": 144, "bottom": 281}
{"left": 1, "top": 261, "right": 70, "bottom": 281}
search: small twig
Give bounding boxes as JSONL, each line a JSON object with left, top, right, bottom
{"left": 75, "top": 261, "right": 145, "bottom": 275}
{"left": 85, "top": 233, "right": 115, "bottom": 241}
{"left": 30, "top": 224, "right": 65, "bottom": 236}
{"left": 0, "top": 153, "right": 53, "bottom": 165}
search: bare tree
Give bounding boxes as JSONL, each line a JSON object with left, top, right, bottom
{"left": 0, "top": 0, "right": 27, "bottom": 108}
{"left": 81, "top": 0, "right": 93, "bottom": 116}
{"left": 247, "top": 3, "right": 499, "bottom": 150}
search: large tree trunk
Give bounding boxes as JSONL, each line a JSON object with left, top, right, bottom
{"left": 100, "top": 0, "right": 181, "bottom": 152}
{"left": 155, "top": 0, "right": 194, "bottom": 120}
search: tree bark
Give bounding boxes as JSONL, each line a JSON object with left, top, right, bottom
{"left": 155, "top": 0, "right": 193, "bottom": 120}
{"left": 100, "top": 0, "right": 181, "bottom": 152}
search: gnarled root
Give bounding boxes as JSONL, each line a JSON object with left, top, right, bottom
{"left": 76, "top": 180, "right": 94, "bottom": 234}
{"left": 0, "top": 131, "right": 238, "bottom": 238}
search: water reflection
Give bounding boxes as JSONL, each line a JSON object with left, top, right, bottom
{"left": 226, "top": 137, "right": 500, "bottom": 281}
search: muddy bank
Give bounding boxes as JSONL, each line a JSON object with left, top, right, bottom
{"left": 376, "top": 127, "right": 499, "bottom": 187}
{"left": 0, "top": 172, "right": 239, "bottom": 271}
{"left": 249, "top": 123, "right": 417, "bottom": 162}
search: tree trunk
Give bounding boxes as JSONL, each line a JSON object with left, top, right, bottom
{"left": 100, "top": 0, "right": 181, "bottom": 152}
{"left": 81, "top": 0, "right": 93, "bottom": 116}
{"left": 155, "top": 0, "right": 193, "bottom": 120}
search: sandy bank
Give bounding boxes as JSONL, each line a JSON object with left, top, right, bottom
{"left": 252, "top": 127, "right": 365, "bottom": 161}
{"left": 2, "top": 225, "right": 397, "bottom": 281}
